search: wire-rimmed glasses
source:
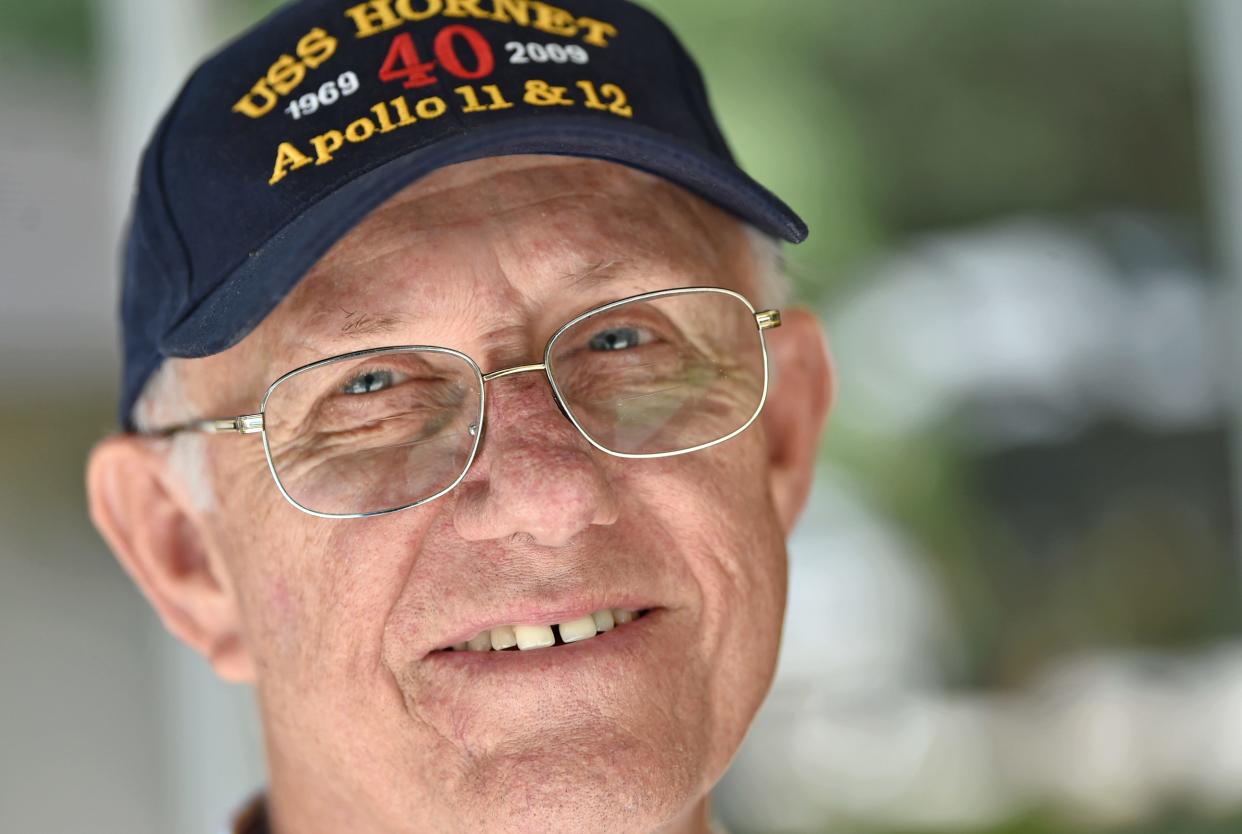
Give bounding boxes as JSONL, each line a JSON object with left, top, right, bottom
{"left": 153, "top": 286, "right": 782, "bottom": 519}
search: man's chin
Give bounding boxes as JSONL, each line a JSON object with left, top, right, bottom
{"left": 447, "top": 723, "right": 706, "bottom": 834}
{"left": 386, "top": 605, "right": 746, "bottom": 832}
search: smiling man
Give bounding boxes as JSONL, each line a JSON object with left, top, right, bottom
{"left": 86, "top": 1, "right": 831, "bottom": 833}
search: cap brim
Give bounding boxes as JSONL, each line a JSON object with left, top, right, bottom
{"left": 160, "top": 115, "right": 807, "bottom": 358}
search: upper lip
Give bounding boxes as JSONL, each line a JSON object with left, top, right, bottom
{"left": 425, "top": 594, "right": 662, "bottom": 653}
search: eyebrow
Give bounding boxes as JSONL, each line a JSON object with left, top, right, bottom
{"left": 563, "top": 258, "right": 628, "bottom": 288}
{"left": 338, "top": 308, "right": 406, "bottom": 337}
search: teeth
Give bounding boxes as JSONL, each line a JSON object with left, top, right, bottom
{"left": 591, "top": 609, "right": 615, "bottom": 632}
{"left": 443, "top": 608, "right": 644, "bottom": 653}
{"left": 514, "top": 624, "right": 555, "bottom": 650}
{"left": 559, "top": 614, "right": 599, "bottom": 643}
{"left": 490, "top": 625, "right": 517, "bottom": 651}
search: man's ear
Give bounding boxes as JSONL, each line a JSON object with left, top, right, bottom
{"left": 761, "top": 307, "right": 833, "bottom": 532}
{"left": 86, "top": 435, "right": 255, "bottom": 683}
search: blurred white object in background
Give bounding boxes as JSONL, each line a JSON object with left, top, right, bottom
{"left": 718, "top": 216, "right": 1242, "bottom": 832}
{"left": 724, "top": 469, "right": 1242, "bottom": 831}
{"left": 829, "top": 216, "right": 1220, "bottom": 446}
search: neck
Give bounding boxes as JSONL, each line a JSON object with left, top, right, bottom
{"left": 260, "top": 773, "right": 717, "bottom": 834}
{"left": 259, "top": 702, "right": 721, "bottom": 834}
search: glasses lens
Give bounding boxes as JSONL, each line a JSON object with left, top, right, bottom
{"left": 547, "top": 289, "right": 768, "bottom": 456}
{"left": 262, "top": 348, "right": 483, "bottom": 516}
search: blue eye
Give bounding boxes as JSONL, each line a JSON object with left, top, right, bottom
{"left": 589, "top": 327, "right": 644, "bottom": 351}
{"left": 342, "top": 369, "right": 397, "bottom": 394}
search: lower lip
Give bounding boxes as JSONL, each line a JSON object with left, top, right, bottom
{"left": 424, "top": 608, "right": 665, "bottom": 673}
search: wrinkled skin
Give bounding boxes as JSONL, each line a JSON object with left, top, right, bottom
{"left": 87, "top": 156, "right": 832, "bottom": 834}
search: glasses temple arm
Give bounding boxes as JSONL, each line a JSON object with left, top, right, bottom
{"left": 143, "top": 413, "right": 264, "bottom": 437}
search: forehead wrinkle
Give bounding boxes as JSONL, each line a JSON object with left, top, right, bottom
{"left": 379, "top": 155, "right": 604, "bottom": 210}
{"left": 303, "top": 191, "right": 628, "bottom": 304}
{"left": 311, "top": 168, "right": 724, "bottom": 306}
{"left": 410, "top": 187, "right": 612, "bottom": 227}
{"left": 563, "top": 258, "right": 628, "bottom": 289}
{"left": 259, "top": 159, "right": 751, "bottom": 362}
{"left": 360, "top": 162, "right": 645, "bottom": 242}
{"left": 310, "top": 226, "right": 440, "bottom": 281}
{"left": 361, "top": 161, "right": 683, "bottom": 257}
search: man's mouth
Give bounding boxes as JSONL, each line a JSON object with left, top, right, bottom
{"left": 433, "top": 608, "right": 651, "bottom": 654}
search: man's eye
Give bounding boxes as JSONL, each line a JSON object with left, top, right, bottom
{"left": 341, "top": 369, "right": 403, "bottom": 394}
{"left": 588, "top": 326, "right": 649, "bottom": 351}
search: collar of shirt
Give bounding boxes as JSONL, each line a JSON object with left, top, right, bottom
{"left": 226, "top": 792, "right": 269, "bottom": 834}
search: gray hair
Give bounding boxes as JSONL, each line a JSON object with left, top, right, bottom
{"left": 131, "top": 356, "right": 218, "bottom": 512}
{"left": 744, "top": 224, "right": 792, "bottom": 309}
{"left": 131, "top": 224, "right": 789, "bottom": 508}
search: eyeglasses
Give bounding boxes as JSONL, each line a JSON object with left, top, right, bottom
{"left": 153, "top": 286, "right": 782, "bottom": 519}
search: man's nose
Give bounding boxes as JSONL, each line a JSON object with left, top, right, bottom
{"left": 451, "top": 370, "right": 619, "bottom": 547}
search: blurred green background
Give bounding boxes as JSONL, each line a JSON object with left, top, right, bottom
{"left": 1, "top": 1, "right": 1237, "bottom": 833}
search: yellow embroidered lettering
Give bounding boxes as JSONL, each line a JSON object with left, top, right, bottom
{"left": 577, "top": 17, "right": 617, "bottom": 47}
{"left": 599, "top": 82, "right": 632, "bottom": 117}
{"left": 479, "top": 84, "right": 514, "bottom": 110}
{"left": 234, "top": 27, "right": 340, "bottom": 119}
{"left": 311, "top": 130, "right": 345, "bottom": 164}
{"left": 576, "top": 79, "right": 606, "bottom": 111}
{"left": 530, "top": 2, "right": 577, "bottom": 37}
{"left": 267, "top": 54, "right": 306, "bottom": 96}
{"left": 269, "top": 142, "right": 313, "bottom": 184}
{"left": 454, "top": 84, "right": 487, "bottom": 113}
{"left": 455, "top": 83, "right": 515, "bottom": 112}
{"left": 234, "top": 82, "right": 279, "bottom": 118}
{"left": 370, "top": 101, "right": 399, "bottom": 132}
{"left": 576, "top": 80, "right": 632, "bottom": 117}
{"left": 346, "top": 117, "right": 377, "bottom": 142}
{"left": 269, "top": 90, "right": 459, "bottom": 188}
{"left": 490, "top": 0, "right": 530, "bottom": 25}
{"left": 415, "top": 96, "right": 448, "bottom": 118}
{"left": 390, "top": 95, "right": 418, "bottom": 125}
{"left": 344, "top": 0, "right": 612, "bottom": 46}
{"left": 344, "top": 0, "right": 403, "bottom": 37}
{"left": 523, "top": 79, "right": 573, "bottom": 106}
{"left": 297, "top": 27, "right": 338, "bottom": 69}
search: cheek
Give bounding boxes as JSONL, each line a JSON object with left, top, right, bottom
{"left": 619, "top": 435, "right": 787, "bottom": 773}
{"left": 632, "top": 431, "right": 784, "bottom": 605}
{"left": 216, "top": 508, "right": 325, "bottom": 676}
{"left": 623, "top": 435, "right": 787, "bottom": 653}
{"left": 211, "top": 446, "right": 423, "bottom": 692}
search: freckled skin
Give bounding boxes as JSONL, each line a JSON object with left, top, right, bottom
{"left": 125, "top": 156, "right": 828, "bottom": 834}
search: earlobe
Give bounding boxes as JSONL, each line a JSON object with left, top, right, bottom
{"left": 761, "top": 307, "right": 833, "bottom": 532}
{"left": 86, "top": 435, "right": 256, "bottom": 683}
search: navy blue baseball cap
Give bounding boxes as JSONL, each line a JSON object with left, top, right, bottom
{"left": 119, "top": 0, "right": 808, "bottom": 429}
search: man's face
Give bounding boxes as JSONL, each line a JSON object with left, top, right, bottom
{"left": 108, "top": 156, "right": 827, "bottom": 834}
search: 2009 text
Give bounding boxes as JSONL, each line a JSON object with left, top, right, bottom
{"left": 505, "top": 41, "right": 589, "bottom": 65}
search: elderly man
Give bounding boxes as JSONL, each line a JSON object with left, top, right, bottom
{"left": 87, "top": 0, "right": 831, "bottom": 832}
